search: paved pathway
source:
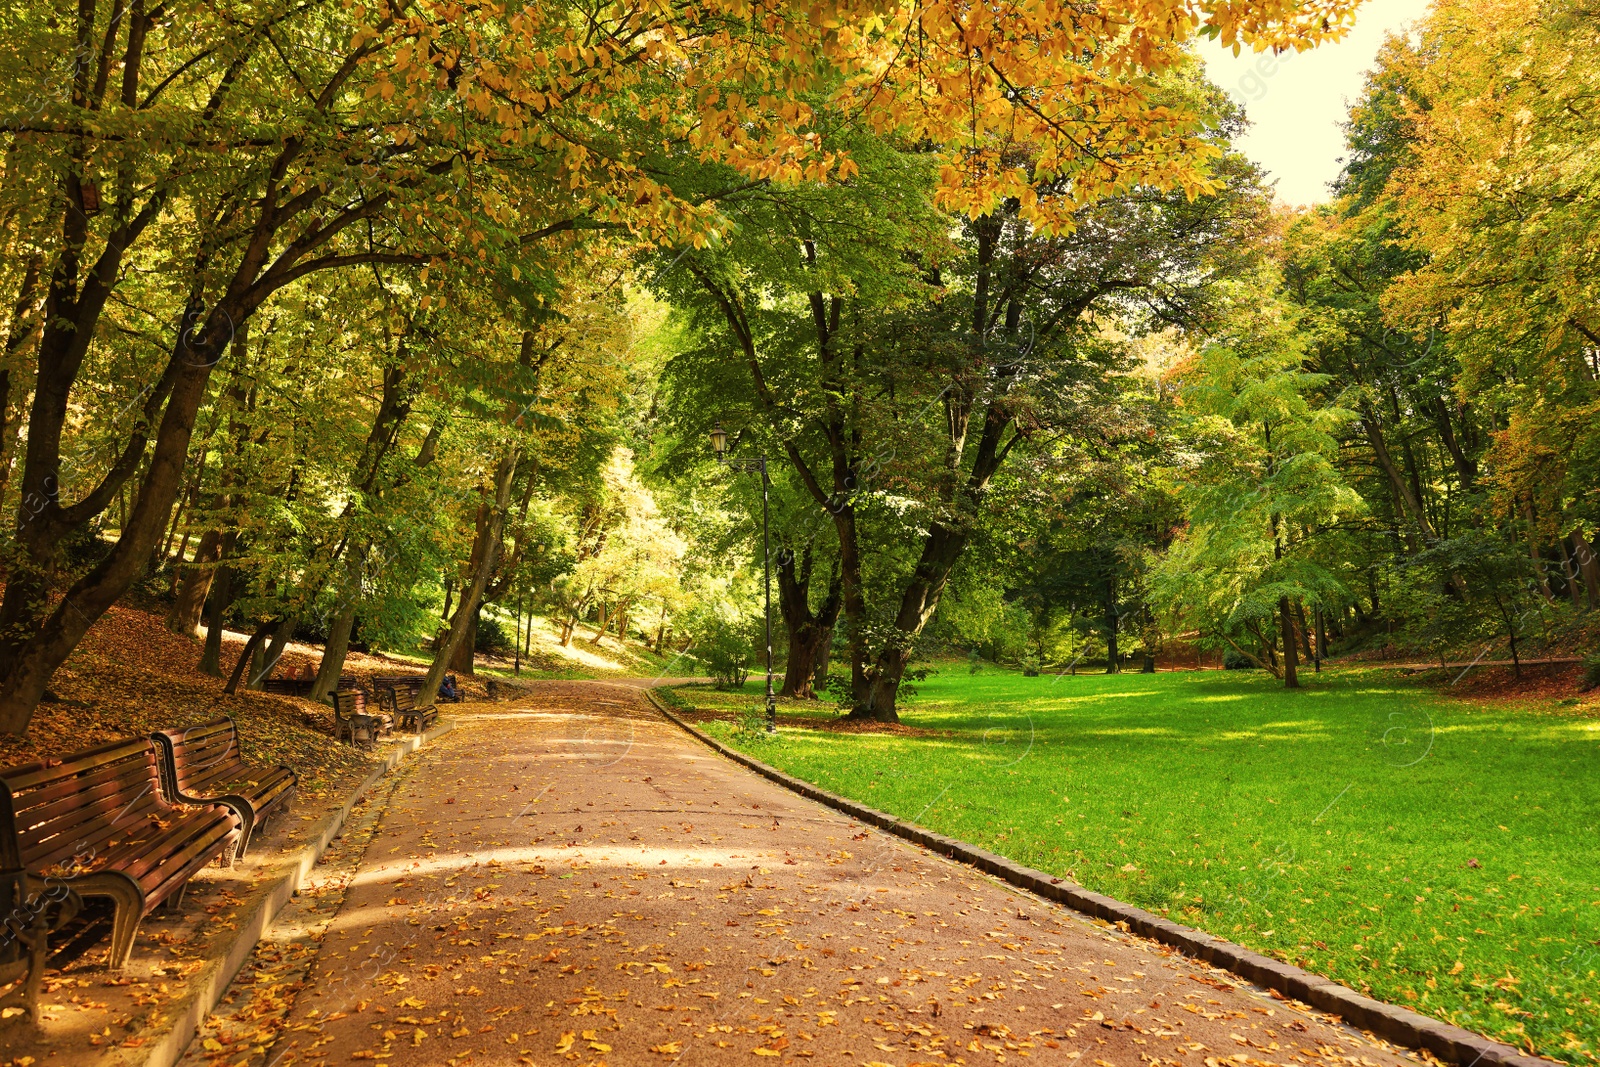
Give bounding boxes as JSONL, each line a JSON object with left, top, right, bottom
{"left": 200, "top": 682, "right": 1428, "bottom": 1067}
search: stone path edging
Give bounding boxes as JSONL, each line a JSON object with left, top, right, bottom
{"left": 644, "top": 690, "right": 1551, "bottom": 1067}
{"left": 131, "top": 720, "right": 456, "bottom": 1067}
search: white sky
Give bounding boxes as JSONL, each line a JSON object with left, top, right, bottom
{"left": 1197, "top": 0, "right": 1433, "bottom": 205}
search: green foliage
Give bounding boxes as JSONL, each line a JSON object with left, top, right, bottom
{"left": 690, "top": 614, "right": 755, "bottom": 690}
{"left": 1222, "top": 647, "right": 1259, "bottom": 670}
{"left": 1149, "top": 281, "right": 1362, "bottom": 677}
{"left": 476, "top": 616, "right": 514, "bottom": 655}
{"left": 735, "top": 704, "right": 777, "bottom": 742}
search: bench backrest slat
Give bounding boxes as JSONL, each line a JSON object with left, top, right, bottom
{"left": 332, "top": 690, "right": 366, "bottom": 715}
{"left": 19, "top": 766, "right": 160, "bottom": 844}
{"left": 158, "top": 718, "right": 246, "bottom": 798}
{"left": 0, "top": 738, "right": 168, "bottom": 871}
{"left": 2, "top": 737, "right": 150, "bottom": 792}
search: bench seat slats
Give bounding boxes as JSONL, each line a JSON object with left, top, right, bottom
{"left": 92, "top": 813, "right": 236, "bottom": 901}
{"left": 149, "top": 717, "right": 297, "bottom": 860}
{"left": 0, "top": 737, "right": 240, "bottom": 977}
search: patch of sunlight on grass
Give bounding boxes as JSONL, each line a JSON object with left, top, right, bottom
{"left": 1084, "top": 726, "right": 1182, "bottom": 737}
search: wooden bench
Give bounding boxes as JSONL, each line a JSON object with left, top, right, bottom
{"left": 330, "top": 688, "right": 387, "bottom": 748}
{"left": 387, "top": 686, "right": 438, "bottom": 733}
{"left": 262, "top": 673, "right": 356, "bottom": 697}
{"left": 150, "top": 717, "right": 297, "bottom": 860}
{"left": 0, "top": 738, "right": 240, "bottom": 978}
{"left": 370, "top": 674, "right": 431, "bottom": 715}
{"left": 370, "top": 674, "right": 423, "bottom": 695}
{"left": 370, "top": 675, "right": 422, "bottom": 709}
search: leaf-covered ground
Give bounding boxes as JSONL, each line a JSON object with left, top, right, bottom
{"left": 0, "top": 604, "right": 450, "bottom": 1061}
{"left": 684, "top": 668, "right": 1600, "bottom": 1065}
{"left": 8, "top": 603, "right": 385, "bottom": 797}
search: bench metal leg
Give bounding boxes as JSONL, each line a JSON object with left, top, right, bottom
{"left": 8, "top": 923, "right": 50, "bottom": 1022}
{"left": 231, "top": 810, "right": 257, "bottom": 863}
{"left": 67, "top": 873, "right": 145, "bottom": 971}
{"left": 108, "top": 909, "right": 141, "bottom": 970}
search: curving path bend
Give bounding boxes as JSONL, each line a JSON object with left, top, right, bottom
{"left": 188, "top": 681, "right": 1428, "bottom": 1067}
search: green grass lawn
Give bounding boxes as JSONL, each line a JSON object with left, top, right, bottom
{"left": 672, "top": 668, "right": 1600, "bottom": 1063}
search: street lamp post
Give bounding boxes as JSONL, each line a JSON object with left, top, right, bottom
{"left": 710, "top": 423, "right": 777, "bottom": 733}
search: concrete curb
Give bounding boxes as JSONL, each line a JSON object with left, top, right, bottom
{"left": 644, "top": 690, "right": 1552, "bottom": 1067}
{"left": 131, "top": 719, "right": 456, "bottom": 1067}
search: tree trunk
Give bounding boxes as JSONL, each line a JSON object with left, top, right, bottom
{"left": 782, "top": 625, "right": 832, "bottom": 699}
{"left": 1104, "top": 575, "right": 1120, "bottom": 674}
{"left": 1279, "top": 597, "right": 1300, "bottom": 689}
{"left": 515, "top": 600, "right": 524, "bottom": 674}
{"left": 1140, "top": 604, "right": 1155, "bottom": 673}
{"left": 223, "top": 620, "right": 277, "bottom": 694}
{"left": 777, "top": 547, "right": 841, "bottom": 699}
{"left": 252, "top": 615, "right": 300, "bottom": 690}
{"left": 828, "top": 507, "right": 873, "bottom": 711}
{"left": 1432, "top": 397, "right": 1477, "bottom": 491}
{"left": 1573, "top": 529, "right": 1600, "bottom": 609}
{"left": 1560, "top": 536, "right": 1585, "bottom": 607}
{"left": 168, "top": 528, "right": 224, "bottom": 636}
{"left": 423, "top": 451, "right": 517, "bottom": 702}
{"left": 312, "top": 602, "right": 357, "bottom": 702}
{"left": 812, "top": 633, "right": 833, "bottom": 693}
{"left": 1293, "top": 600, "right": 1314, "bottom": 659}
{"left": 858, "top": 644, "right": 911, "bottom": 723}
{"left": 198, "top": 561, "right": 237, "bottom": 677}
{"left": 451, "top": 604, "right": 480, "bottom": 674}
{"left": 1361, "top": 407, "right": 1435, "bottom": 543}
{"left": 0, "top": 295, "right": 239, "bottom": 732}
{"left": 1522, "top": 498, "right": 1555, "bottom": 602}
{"left": 308, "top": 362, "right": 425, "bottom": 702}
{"left": 846, "top": 525, "right": 968, "bottom": 721}
{"left": 1496, "top": 595, "right": 1522, "bottom": 679}
{"left": 0, "top": 255, "right": 44, "bottom": 514}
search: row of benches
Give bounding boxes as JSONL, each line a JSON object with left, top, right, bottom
{"left": 254, "top": 673, "right": 446, "bottom": 747}
{"left": 329, "top": 677, "right": 439, "bottom": 747}
{"left": 0, "top": 717, "right": 294, "bottom": 1018}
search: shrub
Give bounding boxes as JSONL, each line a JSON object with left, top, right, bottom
{"left": 1583, "top": 653, "right": 1600, "bottom": 692}
{"left": 62, "top": 522, "right": 110, "bottom": 571}
{"left": 736, "top": 704, "right": 775, "bottom": 739}
{"left": 695, "top": 617, "right": 753, "bottom": 689}
{"left": 1223, "top": 646, "right": 1259, "bottom": 670}
{"left": 476, "top": 615, "right": 514, "bottom": 654}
